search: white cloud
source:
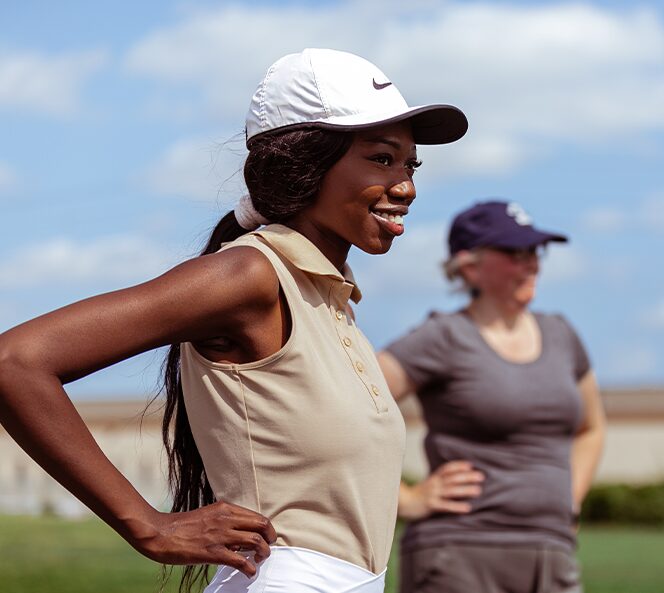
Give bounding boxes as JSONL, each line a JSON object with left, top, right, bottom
{"left": 124, "top": 1, "right": 664, "bottom": 177}
{"left": 637, "top": 193, "right": 664, "bottom": 232}
{"left": 351, "top": 222, "right": 448, "bottom": 298}
{"left": 0, "top": 301, "right": 19, "bottom": 329}
{"left": 416, "top": 134, "right": 532, "bottom": 182}
{"left": 0, "top": 49, "right": 107, "bottom": 117}
{"left": 540, "top": 245, "right": 587, "bottom": 284}
{"left": 581, "top": 193, "right": 664, "bottom": 234}
{"left": 597, "top": 255, "right": 637, "bottom": 285}
{"left": 604, "top": 343, "right": 659, "bottom": 381}
{"left": 142, "top": 135, "right": 247, "bottom": 203}
{"left": 0, "top": 236, "right": 172, "bottom": 289}
{"left": 581, "top": 207, "right": 627, "bottom": 232}
{"left": 0, "top": 161, "right": 17, "bottom": 194}
{"left": 640, "top": 299, "right": 664, "bottom": 330}
{"left": 353, "top": 221, "right": 588, "bottom": 300}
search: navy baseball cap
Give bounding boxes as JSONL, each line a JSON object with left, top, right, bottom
{"left": 448, "top": 201, "right": 568, "bottom": 255}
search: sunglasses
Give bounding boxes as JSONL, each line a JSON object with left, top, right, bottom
{"left": 487, "top": 244, "right": 547, "bottom": 261}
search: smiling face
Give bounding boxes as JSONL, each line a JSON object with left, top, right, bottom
{"left": 288, "top": 121, "right": 419, "bottom": 268}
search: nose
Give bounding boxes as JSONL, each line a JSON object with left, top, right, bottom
{"left": 525, "top": 253, "right": 540, "bottom": 274}
{"left": 388, "top": 180, "right": 416, "bottom": 204}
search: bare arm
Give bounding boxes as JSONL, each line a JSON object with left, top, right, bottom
{"left": 377, "top": 350, "right": 416, "bottom": 401}
{"left": 376, "top": 351, "right": 485, "bottom": 520}
{"left": 0, "top": 247, "right": 279, "bottom": 575}
{"left": 571, "top": 370, "right": 605, "bottom": 513}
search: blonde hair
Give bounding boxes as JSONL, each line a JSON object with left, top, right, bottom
{"left": 442, "top": 249, "right": 480, "bottom": 282}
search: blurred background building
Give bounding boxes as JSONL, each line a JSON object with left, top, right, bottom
{"left": 1, "top": 389, "right": 663, "bottom": 517}
{"left": 0, "top": 400, "right": 167, "bottom": 517}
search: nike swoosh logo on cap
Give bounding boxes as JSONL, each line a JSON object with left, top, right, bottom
{"left": 373, "top": 78, "right": 393, "bottom": 90}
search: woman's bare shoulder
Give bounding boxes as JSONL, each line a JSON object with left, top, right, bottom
{"left": 188, "top": 245, "right": 280, "bottom": 309}
{"left": 0, "top": 245, "right": 281, "bottom": 382}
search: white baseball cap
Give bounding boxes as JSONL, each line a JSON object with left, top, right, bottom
{"left": 245, "top": 48, "right": 468, "bottom": 146}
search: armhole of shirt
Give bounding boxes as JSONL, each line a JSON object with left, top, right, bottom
{"left": 550, "top": 313, "right": 591, "bottom": 381}
{"left": 183, "top": 237, "right": 300, "bottom": 371}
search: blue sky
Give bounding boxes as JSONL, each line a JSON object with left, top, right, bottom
{"left": 1, "top": 0, "right": 663, "bottom": 397}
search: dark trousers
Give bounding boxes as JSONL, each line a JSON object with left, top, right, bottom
{"left": 400, "top": 543, "right": 582, "bottom": 593}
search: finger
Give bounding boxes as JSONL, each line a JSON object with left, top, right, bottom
{"left": 430, "top": 499, "right": 473, "bottom": 514}
{"left": 443, "top": 470, "right": 485, "bottom": 486}
{"left": 214, "top": 549, "right": 258, "bottom": 578}
{"left": 230, "top": 530, "right": 272, "bottom": 563}
{"left": 230, "top": 516, "right": 278, "bottom": 545}
{"left": 434, "top": 460, "right": 474, "bottom": 475}
{"left": 438, "top": 484, "right": 483, "bottom": 499}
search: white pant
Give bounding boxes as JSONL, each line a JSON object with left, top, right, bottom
{"left": 204, "top": 546, "right": 386, "bottom": 593}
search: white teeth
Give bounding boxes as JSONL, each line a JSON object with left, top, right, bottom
{"left": 373, "top": 211, "right": 405, "bottom": 225}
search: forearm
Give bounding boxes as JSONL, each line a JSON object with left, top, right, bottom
{"left": 571, "top": 370, "right": 605, "bottom": 510}
{"left": 377, "top": 351, "right": 416, "bottom": 401}
{"left": 570, "top": 428, "right": 604, "bottom": 509}
{"left": 0, "top": 363, "right": 157, "bottom": 549}
{"left": 398, "top": 481, "right": 422, "bottom": 520}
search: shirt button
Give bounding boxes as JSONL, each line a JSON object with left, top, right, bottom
{"left": 343, "top": 337, "right": 352, "bottom": 347}
{"left": 355, "top": 361, "right": 365, "bottom": 373}
{"left": 335, "top": 310, "right": 344, "bottom": 320}
{"left": 371, "top": 385, "right": 380, "bottom": 397}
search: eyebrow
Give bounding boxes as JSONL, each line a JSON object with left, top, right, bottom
{"left": 360, "top": 136, "right": 417, "bottom": 152}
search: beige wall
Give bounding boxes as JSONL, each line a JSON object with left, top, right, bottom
{"left": 1, "top": 390, "right": 663, "bottom": 516}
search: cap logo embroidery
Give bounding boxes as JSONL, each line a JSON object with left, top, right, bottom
{"left": 506, "top": 202, "right": 532, "bottom": 226}
{"left": 372, "top": 78, "right": 393, "bottom": 90}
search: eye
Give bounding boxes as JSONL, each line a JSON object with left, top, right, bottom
{"left": 370, "top": 154, "right": 393, "bottom": 166}
{"left": 406, "top": 159, "right": 423, "bottom": 175}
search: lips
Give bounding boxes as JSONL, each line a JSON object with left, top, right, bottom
{"left": 370, "top": 206, "right": 408, "bottom": 236}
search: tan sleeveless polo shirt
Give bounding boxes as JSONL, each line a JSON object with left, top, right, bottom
{"left": 180, "top": 224, "right": 405, "bottom": 573}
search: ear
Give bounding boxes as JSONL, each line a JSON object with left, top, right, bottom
{"left": 455, "top": 249, "right": 480, "bottom": 287}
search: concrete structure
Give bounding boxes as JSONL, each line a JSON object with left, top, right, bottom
{"left": 0, "top": 400, "right": 168, "bottom": 517}
{"left": 1, "top": 389, "right": 663, "bottom": 516}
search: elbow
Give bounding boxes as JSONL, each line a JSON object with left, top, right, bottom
{"left": 0, "top": 332, "right": 15, "bottom": 386}
{"left": 0, "top": 330, "right": 40, "bottom": 392}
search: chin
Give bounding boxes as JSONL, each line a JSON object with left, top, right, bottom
{"left": 514, "top": 290, "right": 535, "bottom": 306}
{"left": 362, "top": 236, "right": 395, "bottom": 255}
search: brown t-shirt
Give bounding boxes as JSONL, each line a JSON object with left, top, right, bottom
{"left": 387, "top": 310, "right": 590, "bottom": 551}
{"left": 180, "top": 225, "right": 405, "bottom": 572}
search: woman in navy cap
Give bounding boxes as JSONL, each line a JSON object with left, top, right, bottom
{"left": 379, "top": 200, "right": 605, "bottom": 593}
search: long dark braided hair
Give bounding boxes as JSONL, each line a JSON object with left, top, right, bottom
{"left": 160, "top": 127, "right": 353, "bottom": 592}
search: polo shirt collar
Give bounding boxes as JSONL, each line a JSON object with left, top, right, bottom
{"left": 253, "top": 224, "right": 362, "bottom": 304}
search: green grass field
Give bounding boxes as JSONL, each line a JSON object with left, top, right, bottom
{"left": 1, "top": 515, "right": 663, "bottom": 593}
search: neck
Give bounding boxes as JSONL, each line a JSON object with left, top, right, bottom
{"left": 466, "top": 295, "right": 529, "bottom": 329}
{"left": 285, "top": 219, "right": 351, "bottom": 271}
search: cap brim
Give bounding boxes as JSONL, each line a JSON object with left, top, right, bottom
{"left": 248, "top": 104, "right": 468, "bottom": 146}
{"left": 322, "top": 104, "right": 468, "bottom": 145}
{"left": 487, "top": 227, "right": 568, "bottom": 249}
{"left": 408, "top": 105, "right": 469, "bottom": 145}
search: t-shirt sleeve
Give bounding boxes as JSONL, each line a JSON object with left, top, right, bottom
{"left": 555, "top": 314, "right": 592, "bottom": 380}
{"left": 385, "top": 312, "right": 451, "bottom": 388}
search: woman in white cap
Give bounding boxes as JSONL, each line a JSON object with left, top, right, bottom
{"left": 0, "top": 49, "right": 466, "bottom": 592}
{"left": 379, "top": 201, "right": 605, "bottom": 593}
